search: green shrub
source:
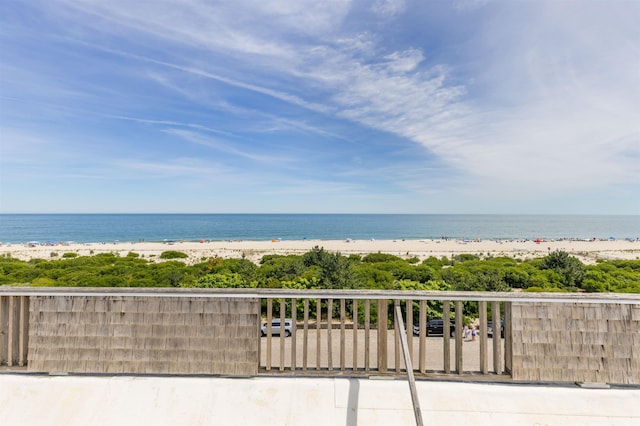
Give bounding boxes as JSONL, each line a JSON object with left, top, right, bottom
{"left": 31, "top": 277, "right": 56, "bottom": 286}
{"left": 159, "top": 250, "right": 188, "bottom": 259}
{"left": 62, "top": 252, "right": 78, "bottom": 258}
{"left": 362, "top": 252, "right": 403, "bottom": 263}
{"left": 453, "top": 253, "right": 479, "bottom": 263}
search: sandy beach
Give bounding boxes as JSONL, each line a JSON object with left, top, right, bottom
{"left": 1, "top": 238, "right": 638, "bottom": 264}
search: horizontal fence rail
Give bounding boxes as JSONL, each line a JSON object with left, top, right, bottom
{"left": 2, "top": 287, "right": 639, "bottom": 303}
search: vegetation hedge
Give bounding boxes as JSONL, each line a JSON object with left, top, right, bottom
{"left": 2, "top": 247, "right": 638, "bottom": 323}
{"left": 0, "top": 247, "right": 637, "bottom": 294}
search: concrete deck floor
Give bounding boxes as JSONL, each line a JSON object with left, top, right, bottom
{"left": 1, "top": 373, "right": 638, "bottom": 426}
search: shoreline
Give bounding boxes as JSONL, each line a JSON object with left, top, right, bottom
{"left": 1, "top": 238, "right": 638, "bottom": 264}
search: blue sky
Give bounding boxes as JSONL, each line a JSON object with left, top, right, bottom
{"left": 1, "top": 0, "right": 639, "bottom": 214}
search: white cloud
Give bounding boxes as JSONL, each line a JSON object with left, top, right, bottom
{"left": 372, "top": 0, "right": 406, "bottom": 18}
{"left": 4, "top": 1, "right": 639, "bottom": 213}
{"left": 434, "top": 2, "right": 640, "bottom": 190}
{"left": 163, "top": 129, "right": 296, "bottom": 164}
{"left": 454, "top": 0, "right": 491, "bottom": 12}
{"left": 383, "top": 48, "right": 425, "bottom": 73}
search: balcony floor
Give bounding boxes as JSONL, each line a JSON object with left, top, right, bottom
{"left": 1, "top": 373, "right": 639, "bottom": 426}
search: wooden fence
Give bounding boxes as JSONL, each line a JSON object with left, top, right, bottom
{"left": 0, "top": 295, "right": 29, "bottom": 367}
{"left": 259, "top": 295, "right": 508, "bottom": 377}
{"left": 1, "top": 288, "right": 639, "bottom": 384}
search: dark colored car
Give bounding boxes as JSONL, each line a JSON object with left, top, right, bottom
{"left": 413, "top": 319, "right": 456, "bottom": 337}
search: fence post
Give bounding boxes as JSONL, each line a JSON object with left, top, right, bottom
{"left": 443, "top": 300, "right": 451, "bottom": 373}
{"left": 327, "top": 298, "right": 333, "bottom": 371}
{"left": 504, "top": 301, "right": 512, "bottom": 374}
{"left": 0, "top": 296, "right": 6, "bottom": 366}
{"left": 266, "top": 298, "right": 272, "bottom": 371}
{"left": 8, "top": 296, "right": 15, "bottom": 366}
{"left": 378, "top": 299, "right": 388, "bottom": 373}
{"left": 19, "top": 296, "right": 29, "bottom": 367}
{"left": 419, "top": 300, "right": 426, "bottom": 374}
{"left": 455, "top": 301, "right": 463, "bottom": 374}
{"left": 316, "top": 298, "right": 322, "bottom": 370}
{"left": 365, "top": 300, "right": 370, "bottom": 372}
{"left": 479, "top": 300, "right": 488, "bottom": 374}
{"left": 492, "top": 301, "right": 502, "bottom": 374}
{"left": 280, "top": 299, "right": 286, "bottom": 371}
{"left": 291, "top": 298, "right": 297, "bottom": 371}
{"left": 340, "top": 299, "right": 345, "bottom": 371}
{"left": 352, "top": 299, "right": 358, "bottom": 371}
{"left": 303, "top": 299, "right": 309, "bottom": 371}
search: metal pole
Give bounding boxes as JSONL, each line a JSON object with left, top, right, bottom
{"left": 395, "top": 303, "right": 424, "bottom": 426}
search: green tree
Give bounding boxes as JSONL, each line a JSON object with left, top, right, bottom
{"left": 538, "top": 251, "right": 585, "bottom": 289}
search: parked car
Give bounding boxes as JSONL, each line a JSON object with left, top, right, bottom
{"left": 261, "top": 319, "right": 293, "bottom": 337}
{"left": 413, "top": 319, "right": 456, "bottom": 337}
{"left": 487, "top": 319, "right": 505, "bottom": 338}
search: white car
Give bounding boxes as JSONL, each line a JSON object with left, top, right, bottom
{"left": 261, "top": 319, "right": 293, "bottom": 337}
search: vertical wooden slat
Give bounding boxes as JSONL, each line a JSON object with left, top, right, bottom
{"left": 352, "top": 299, "right": 358, "bottom": 371}
{"left": 19, "top": 296, "right": 29, "bottom": 367}
{"left": 303, "top": 298, "right": 309, "bottom": 371}
{"left": 0, "top": 296, "right": 6, "bottom": 365}
{"left": 8, "top": 296, "right": 15, "bottom": 366}
{"left": 377, "top": 299, "right": 388, "bottom": 373}
{"left": 492, "top": 301, "right": 502, "bottom": 375}
{"left": 316, "top": 298, "right": 321, "bottom": 370}
{"left": 479, "top": 300, "right": 488, "bottom": 374}
{"left": 406, "top": 299, "right": 413, "bottom": 366}
{"left": 419, "top": 300, "right": 426, "bottom": 374}
{"left": 279, "top": 299, "right": 285, "bottom": 371}
{"left": 291, "top": 298, "right": 297, "bottom": 371}
{"left": 266, "top": 298, "right": 272, "bottom": 371}
{"left": 257, "top": 299, "right": 262, "bottom": 371}
{"left": 394, "top": 300, "right": 401, "bottom": 373}
{"left": 365, "top": 300, "right": 370, "bottom": 372}
{"left": 443, "top": 300, "right": 451, "bottom": 374}
{"left": 327, "top": 298, "right": 333, "bottom": 371}
{"left": 340, "top": 299, "right": 345, "bottom": 371}
{"left": 455, "top": 300, "right": 463, "bottom": 374}
{"left": 504, "top": 301, "right": 512, "bottom": 374}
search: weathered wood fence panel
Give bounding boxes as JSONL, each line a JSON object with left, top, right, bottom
{"left": 510, "top": 302, "right": 640, "bottom": 385}
{"left": 27, "top": 296, "right": 259, "bottom": 375}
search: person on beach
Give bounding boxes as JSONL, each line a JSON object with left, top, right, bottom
{"left": 463, "top": 325, "right": 470, "bottom": 341}
{"left": 471, "top": 326, "right": 477, "bottom": 341}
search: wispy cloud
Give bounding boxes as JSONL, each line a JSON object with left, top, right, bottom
{"left": 372, "top": 0, "right": 407, "bottom": 18}
{"left": 163, "top": 129, "right": 296, "bottom": 164}
{"left": 1, "top": 0, "right": 638, "bottom": 213}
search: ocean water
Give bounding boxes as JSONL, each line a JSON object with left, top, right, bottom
{"left": 0, "top": 214, "right": 638, "bottom": 244}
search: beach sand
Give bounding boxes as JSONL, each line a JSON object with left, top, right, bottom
{"left": 1, "top": 239, "right": 638, "bottom": 264}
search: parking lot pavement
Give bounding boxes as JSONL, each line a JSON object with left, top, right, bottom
{"left": 2, "top": 373, "right": 639, "bottom": 426}
{"left": 261, "top": 329, "right": 504, "bottom": 373}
